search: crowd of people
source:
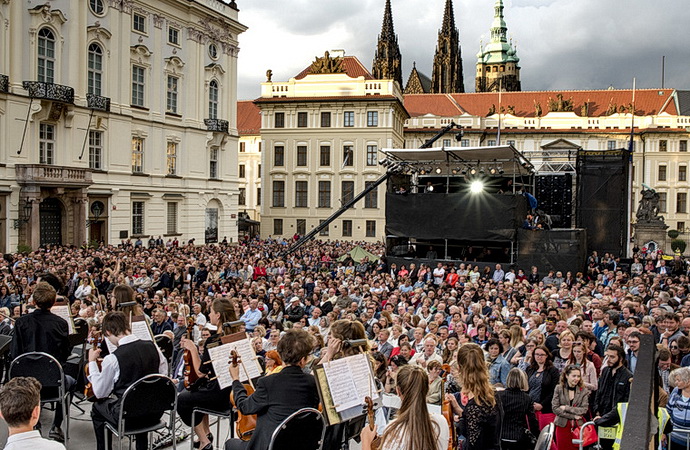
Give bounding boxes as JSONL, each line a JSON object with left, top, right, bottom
{"left": 0, "top": 236, "right": 689, "bottom": 449}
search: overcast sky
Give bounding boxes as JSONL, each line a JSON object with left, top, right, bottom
{"left": 235, "top": 0, "right": 689, "bottom": 100}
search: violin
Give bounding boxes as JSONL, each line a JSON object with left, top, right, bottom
{"left": 228, "top": 350, "right": 257, "bottom": 441}
{"left": 183, "top": 316, "right": 199, "bottom": 389}
{"left": 440, "top": 364, "right": 457, "bottom": 450}
{"left": 84, "top": 329, "right": 104, "bottom": 401}
{"left": 364, "top": 396, "right": 382, "bottom": 450}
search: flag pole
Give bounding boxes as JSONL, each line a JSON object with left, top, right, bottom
{"left": 497, "top": 78, "right": 502, "bottom": 145}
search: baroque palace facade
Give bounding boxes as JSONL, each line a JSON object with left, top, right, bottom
{"left": 0, "top": 0, "right": 246, "bottom": 251}
{"left": 237, "top": 0, "right": 690, "bottom": 242}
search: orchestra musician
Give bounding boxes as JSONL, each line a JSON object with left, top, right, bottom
{"left": 10, "top": 281, "right": 72, "bottom": 443}
{"left": 319, "top": 319, "right": 370, "bottom": 449}
{"left": 177, "top": 298, "right": 240, "bottom": 450}
{"left": 360, "top": 365, "right": 450, "bottom": 450}
{"left": 224, "top": 328, "right": 320, "bottom": 450}
{"left": 88, "top": 311, "right": 168, "bottom": 450}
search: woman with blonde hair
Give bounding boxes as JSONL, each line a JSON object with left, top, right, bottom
{"left": 498, "top": 368, "right": 539, "bottom": 450}
{"left": 445, "top": 343, "right": 500, "bottom": 450}
{"left": 554, "top": 329, "right": 575, "bottom": 373}
{"left": 361, "top": 365, "right": 449, "bottom": 450}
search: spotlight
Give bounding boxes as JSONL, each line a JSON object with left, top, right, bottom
{"left": 470, "top": 180, "right": 484, "bottom": 193}
{"left": 451, "top": 168, "right": 459, "bottom": 175}
{"left": 479, "top": 167, "right": 485, "bottom": 174}
{"left": 461, "top": 168, "right": 467, "bottom": 175}
{"left": 378, "top": 158, "right": 387, "bottom": 165}
{"left": 498, "top": 168, "right": 505, "bottom": 175}
{"left": 435, "top": 167, "right": 442, "bottom": 174}
{"left": 489, "top": 167, "right": 497, "bottom": 175}
{"left": 419, "top": 169, "right": 426, "bottom": 175}
{"left": 470, "top": 167, "right": 477, "bottom": 175}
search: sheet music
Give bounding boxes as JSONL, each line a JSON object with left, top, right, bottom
{"left": 322, "top": 353, "right": 377, "bottom": 413}
{"left": 131, "top": 319, "right": 153, "bottom": 342}
{"left": 208, "top": 338, "right": 262, "bottom": 389}
{"left": 105, "top": 337, "right": 117, "bottom": 354}
{"left": 50, "top": 304, "right": 75, "bottom": 335}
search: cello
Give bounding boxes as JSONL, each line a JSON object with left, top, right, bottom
{"left": 441, "top": 364, "right": 457, "bottom": 450}
{"left": 84, "top": 329, "right": 104, "bottom": 401}
{"left": 183, "top": 316, "right": 199, "bottom": 389}
{"left": 228, "top": 350, "right": 257, "bottom": 441}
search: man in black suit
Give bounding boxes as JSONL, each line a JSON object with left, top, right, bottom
{"left": 225, "top": 328, "right": 320, "bottom": 450}
{"left": 10, "top": 281, "right": 72, "bottom": 442}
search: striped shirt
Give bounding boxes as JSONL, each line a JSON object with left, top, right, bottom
{"left": 667, "top": 387, "right": 690, "bottom": 445}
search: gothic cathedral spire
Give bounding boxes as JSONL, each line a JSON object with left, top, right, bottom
{"left": 372, "top": 0, "right": 403, "bottom": 89}
{"left": 476, "top": 0, "right": 521, "bottom": 92}
{"left": 431, "top": 0, "right": 464, "bottom": 93}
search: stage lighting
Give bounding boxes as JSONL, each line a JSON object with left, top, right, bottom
{"left": 489, "top": 167, "right": 497, "bottom": 175}
{"left": 470, "top": 167, "right": 477, "bottom": 175}
{"left": 470, "top": 180, "right": 484, "bottom": 193}
{"left": 479, "top": 167, "right": 485, "bottom": 174}
{"left": 419, "top": 169, "right": 426, "bottom": 175}
{"left": 435, "top": 167, "right": 442, "bottom": 174}
{"left": 451, "top": 167, "right": 459, "bottom": 175}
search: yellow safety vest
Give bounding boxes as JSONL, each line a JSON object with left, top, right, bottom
{"left": 612, "top": 403, "right": 671, "bottom": 450}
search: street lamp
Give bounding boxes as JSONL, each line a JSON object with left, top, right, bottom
{"left": 87, "top": 201, "right": 104, "bottom": 226}
{"left": 13, "top": 201, "right": 32, "bottom": 229}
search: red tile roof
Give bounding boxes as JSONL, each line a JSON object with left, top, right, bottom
{"left": 294, "top": 56, "right": 374, "bottom": 80}
{"left": 237, "top": 100, "right": 261, "bottom": 135}
{"left": 403, "top": 89, "right": 678, "bottom": 118}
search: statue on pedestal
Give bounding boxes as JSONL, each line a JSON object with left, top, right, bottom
{"left": 636, "top": 185, "right": 665, "bottom": 225}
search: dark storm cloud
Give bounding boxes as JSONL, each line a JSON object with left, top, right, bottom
{"left": 237, "top": 0, "right": 690, "bottom": 99}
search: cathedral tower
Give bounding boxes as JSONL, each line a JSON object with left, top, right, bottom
{"left": 431, "top": 0, "right": 464, "bottom": 93}
{"left": 476, "top": 0, "right": 521, "bottom": 92}
{"left": 372, "top": 0, "right": 403, "bottom": 89}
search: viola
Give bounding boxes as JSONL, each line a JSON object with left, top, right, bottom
{"left": 440, "top": 364, "right": 457, "bottom": 450}
{"left": 84, "top": 330, "right": 104, "bottom": 401}
{"left": 229, "top": 350, "right": 257, "bottom": 441}
{"left": 364, "top": 396, "right": 382, "bottom": 450}
{"left": 183, "top": 316, "right": 199, "bottom": 389}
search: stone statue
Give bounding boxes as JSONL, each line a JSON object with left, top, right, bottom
{"left": 636, "top": 187, "right": 665, "bottom": 224}
{"left": 606, "top": 98, "right": 617, "bottom": 115}
{"left": 507, "top": 105, "right": 516, "bottom": 115}
{"left": 488, "top": 104, "right": 496, "bottom": 116}
{"left": 310, "top": 51, "right": 345, "bottom": 75}
{"left": 581, "top": 102, "right": 588, "bottom": 116}
{"left": 266, "top": 69, "right": 272, "bottom": 82}
{"left": 547, "top": 93, "right": 574, "bottom": 112}
{"left": 534, "top": 100, "right": 542, "bottom": 117}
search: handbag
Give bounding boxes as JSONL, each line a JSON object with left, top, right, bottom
{"left": 572, "top": 422, "right": 598, "bottom": 447}
{"left": 520, "top": 414, "right": 537, "bottom": 448}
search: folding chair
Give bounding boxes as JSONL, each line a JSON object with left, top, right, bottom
{"left": 267, "top": 407, "right": 325, "bottom": 450}
{"left": 104, "top": 374, "right": 178, "bottom": 450}
{"left": 154, "top": 334, "right": 174, "bottom": 376}
{"left": 10, "top": 352, "right": 71, "bottom": 444}
{"left": 535, "top": 422, "right": 555, "bottom": 450}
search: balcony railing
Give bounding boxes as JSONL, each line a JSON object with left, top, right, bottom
{"left": 86, "top": 93, "right": 111, "bottom": 112}
{"left": 22, "top": 81, "right": 74, "bottom": 104}
{"left": 0, "top": 75, "right": 8, "bottom": 93}
{"left": 205, "top": 118, "right": 229, "bottom": 133}
{"left": 16, "top": 164, "right": 93, "bottom": 187}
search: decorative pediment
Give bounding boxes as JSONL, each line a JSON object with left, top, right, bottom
{"left": 87, "top": 24, "right": 112, "bottom": 42}
{"left": 130, "top": 44, "right": 152, "bottom": 63}
{"left": 540, "top": 139, "right": 582, "bottom": 150}
{"left": 29, "top": 4, "right": 67, "bottom": 25}
{"left": 205, "top": 63, "right": 226, "bottom": 79}
{"left": 164, "top": 56, "right": 185, "bottom": 74}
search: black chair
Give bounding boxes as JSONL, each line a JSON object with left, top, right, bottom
{"left": 68, "top": 317, "right": 89, "bottom": 349}
{"left": 104, "top": 374, "right": 177, "bottom": 450}
{"left": 154, "top": 334, "right": 174, "bottom": 375}
{"left": 190, "top": 407, "right": 234, "bottom": 450}
{"left": 535, "top": 422, "right": 555, "bottom": 450}
{"left": 9, "top": 352, "right": 71, "bottom": 443}
{"left": 267, "top": 407, "right": 325, "bottom": 450}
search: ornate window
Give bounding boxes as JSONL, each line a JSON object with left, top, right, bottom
{"left": 209, "top": 147, "right": 219, "bottom": 178}
{"left": 87, "top": 43, "right": 103, "bottom": 96}
{"left": 209, "top": 80, "right": 219, "bottom": 119}
{"left": 37, "top": 28, "right": 56, "bottom": 83}
{"left": 39, "top": 123, "right": 55, "bottom": 164}
{"left": 166, "top": 76, "right": 178, "bottom": 113}
{"left": 166, "top": 142, "right": 177, "bottom": 175}
{"left": 131, "top": 137, "right": 144, "bottom": 173}
{"left": 89, "top": 130, "right": 103, "bottom": 170}
{"left": 131, "top": 65, "right": 145, "bottom": 107}
{"left": 89, "top": 0, "right": 105, "bottom": 15}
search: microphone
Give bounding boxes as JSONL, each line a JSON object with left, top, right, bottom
{"left": 223, "top": 319, "right": 245, "bottom": 328}
{"left": 342, "top": 339, "right": 368, "bottom": 348}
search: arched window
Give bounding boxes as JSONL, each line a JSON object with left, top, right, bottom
{"left": 87, "top": 43, "right": 103, "bottom": 96}
{"left": 37, "top": 28, "right": 56, "bottom": 83}
{"left": 209, "top": 80, "right": 219, "bottom": 119}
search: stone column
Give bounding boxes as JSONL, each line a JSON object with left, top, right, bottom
{"left": 72, "top": 190, "right": 88, "bottom": 247}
